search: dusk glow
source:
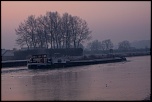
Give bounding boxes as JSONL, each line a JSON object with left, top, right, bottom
{"left": 1, "top": 1, "right": 151, "bottom": 49}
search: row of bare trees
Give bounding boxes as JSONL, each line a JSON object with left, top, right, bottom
{"left": 87, "top": 39, "right": 114, "bottom": 51}
{"left": 15, "top": 11, "right": 92, "bottom": 49}
{"left": 87, "top": 39, "right": 132, "bottom": 51}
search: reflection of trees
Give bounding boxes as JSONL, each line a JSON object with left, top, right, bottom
{"left": 31, "top": 70, "right": 79, "bottom": 100}
{"left": 9, "top": 66, "right": 109, "bottom": 100}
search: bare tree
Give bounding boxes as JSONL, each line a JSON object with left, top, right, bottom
{"left": 87, "top": 40, "right": 102, "bottom": 51}
{"left": 75, "top": 17, "right": 92, "bottom": 48}
{"left": 118, "top": 40, "right": 131, "bottom": 51}
{"left": 15, "top": 15, "right": 38, "bottom": 49}
{"left": 102, "top": 39, "right": 113, "bottom": 51}
{"left": 45, "top": 11, "right": 63, "bottom": 49}
{"left": 61, "top": 13, "right": 91, "bottom": 48}
{"left": 15, "top": 11, "right": 92, "bottom": 49}
{"left": 25, "top": 15, "right": 38, "bottom": 48}
{"left": 36, "top": 15, "right": 49, "bottom": 48}
{"left": 61, "top": 13, "right": 72, "bottom": 48}
{"left": 15, "top": 22, "right": 30, "bottom": 49}
{"left": 101, "top": 41, "right": 106, "bottom": 51}
{"left": 51, "top": 12, "right": 62, "bottom": 49}
{"left": 69, "top": 16, "right": 79, "bottom": 48}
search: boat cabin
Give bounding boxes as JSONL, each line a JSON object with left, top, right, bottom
{"left": 28, "top": 53, "right": 69, "bottom": 64}
{"left": 28, "top": 54, "right": 49, "bottom": 63}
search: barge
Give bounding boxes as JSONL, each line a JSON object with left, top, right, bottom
{"left": 27, "top": 54, "right": 127, "bottom": 69}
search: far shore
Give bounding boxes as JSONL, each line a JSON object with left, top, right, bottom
{"left": 2, "top": 51, "right": 150, "bottom": 62}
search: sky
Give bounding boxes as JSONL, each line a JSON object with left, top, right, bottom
{"left": 1, "top": 1, "right": 151, "bottom": 50}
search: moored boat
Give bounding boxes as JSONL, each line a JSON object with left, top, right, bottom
{"left": 27, "top": 54, "right": 69, "bottom": 69}
{"left": 27, "top": 54, "right": 127, "bottom": 69}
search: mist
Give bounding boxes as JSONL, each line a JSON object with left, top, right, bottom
{"left": 1, "top": 1, "right": 151, "bottom": 50}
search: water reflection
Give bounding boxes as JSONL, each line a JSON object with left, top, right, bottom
{"left": 29, "top": 69, "right": 99, "bottom": 100}
{"left": 2, "top": 56, "right": 151, "bottom": 101}
{"left": 30, "top": 71, "right": 79, "bottom": 100}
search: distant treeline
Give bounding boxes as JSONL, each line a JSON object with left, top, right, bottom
{"left": 85, "top": 39, "right": 151, "bottom": 52}
{"left": 84, "top": 47, "right": 151, "bottom": 55}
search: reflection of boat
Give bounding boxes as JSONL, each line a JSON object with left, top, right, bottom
{"left": 27, "top": 54, "right": 127, "bottom": 69}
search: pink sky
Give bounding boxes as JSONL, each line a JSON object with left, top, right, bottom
{"left": 1, "top": 1, "right": 151, "bottom": 49}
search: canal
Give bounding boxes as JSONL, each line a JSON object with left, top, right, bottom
{"left": 1, "top": 56, "right": 151, "bottom": 101}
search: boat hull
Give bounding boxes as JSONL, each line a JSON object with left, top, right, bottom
{"left": 27, "top": 63, "right": 52, "bottom": 69}
{"left": 27, "top": 57, "right": 126, "bottom": 69}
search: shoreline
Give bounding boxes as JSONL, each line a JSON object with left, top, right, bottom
{"left": 2, "top": 54, "right": 150, "bottom": 68}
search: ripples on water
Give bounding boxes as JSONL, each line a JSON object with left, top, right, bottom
{"left": 1, "top": 56, "right": 151, "bottom": 101}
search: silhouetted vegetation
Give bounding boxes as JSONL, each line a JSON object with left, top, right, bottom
{"left": 118, "top": 40, "right": 131, "bottom": 51}
{"left": 86, "top": 39, "right": 113, "bottom": 51}
{"left": 85, "top": 39, "right": 150, "bottom": 56}
{"left": 15, "top": 11, "right": 92, "bottom": 49}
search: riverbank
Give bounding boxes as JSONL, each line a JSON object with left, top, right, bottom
{"left": 2, "top": 52, "right": 150, "bottom": 68}
{"left": 69, "top": 51, "right": 150, "bottom": 61}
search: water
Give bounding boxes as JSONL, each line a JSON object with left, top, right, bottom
{"left": 1, "top": 56, "right": 151, "bottom": 101}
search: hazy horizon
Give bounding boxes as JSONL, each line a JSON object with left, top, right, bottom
{"left": 1, "top": 1, "right": 151, "bottom": 50}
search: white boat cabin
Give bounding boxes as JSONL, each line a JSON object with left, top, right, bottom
{"left": 28, "top": 54, "right": 49, "bottom": 63}
{"left": 28, "top": 53, "right": 70, "bottom": 64}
